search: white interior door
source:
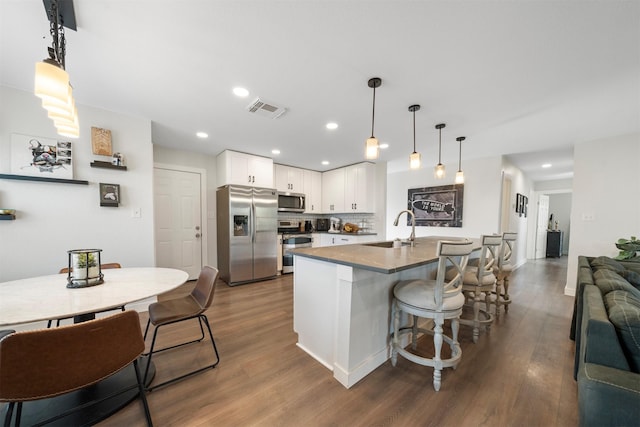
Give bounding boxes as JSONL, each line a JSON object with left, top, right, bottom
{"left": 535, "top": 194, "right": 550, "bottom": 259}
{"left": 154, "top": 168, "right": 203, "bottom": 280}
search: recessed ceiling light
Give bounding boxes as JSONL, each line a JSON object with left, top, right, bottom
{"left": 233, "top": 87, "right": 249, "bottom": 97}
{"left": 379, "top": 143, "right": 389, "bottom": 149}
{"left": 196, "top": 132, "right": 208, "bottom": 138}
{"left": 272, "top": 149, "right": 281, "bottom": 155}
{"left": 326, "top": 122, "right": 338, "bottom": 130}
{"left": 542, "top": 163, "right": 552, "bottom": 168}
{"left": 322, "top": 160, "right": 329, "bottom": 165}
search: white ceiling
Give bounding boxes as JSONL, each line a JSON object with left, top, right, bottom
{"left": 1, "top": 1, "right": 639, "bottom": 181}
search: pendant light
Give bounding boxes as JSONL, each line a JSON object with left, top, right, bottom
{"left": 408, "top": 105, "right": 421, "bottom": 169}
{"left": 365, "top": 77, "right": 382, "bottom": 160}
{"left": 455, "top": 136, "right": 466, "bottom": 184}
{"left": 434, "top": 123, "right": 446, "bottom": 179}
{"left": 34, "top": 0, "right": 79, "bottom": 138}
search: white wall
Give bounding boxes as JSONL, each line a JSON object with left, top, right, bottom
{"left": 565, "top": 133, "right": 640, "bottom": 295}
{"left": 386, "top": 155, "right": 503, "bottom": 241}
{"left": 0, "top": 86, "right": 155, "bottom": 281}
{"left": 153, "top": 146, "right": 219, "bottom": 268}
{"left": 500, "top": 157, "right": 533, "bottom": 268}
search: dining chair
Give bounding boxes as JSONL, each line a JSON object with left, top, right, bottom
{"left": 49, "top": 262, "right": 124, "bottom": 328}
{"left": 447, "top": 234, "right": 502, "bottom": 343}
{"left": 390, "top": 240, "right": 473, "bottom": 391}
{"left": 0, "top": 311, "right": 152, "bottom": 427}
{"left": 142, "top": 265, "right": 220, "bottom": 391}
{"left": 492, "top": 232, "right": 517, "bottom": 318}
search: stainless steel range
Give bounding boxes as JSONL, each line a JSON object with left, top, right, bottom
{"left": 278, "top": 220, "right": 312, "bottom": 274}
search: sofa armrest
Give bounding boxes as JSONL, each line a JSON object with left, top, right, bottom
{"left": 578, "top": 363, "right": 640, "bottom": 427}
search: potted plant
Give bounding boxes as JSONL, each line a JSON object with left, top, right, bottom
{"left": 73, "top": 251, "right": 98, "bottom": 280}
{"left": 614, "top": 236, "right": 640, "bottom": 260}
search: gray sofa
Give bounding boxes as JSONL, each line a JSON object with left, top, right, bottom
{"left": 572, "top": 256, "right": 640, "bottom": 427}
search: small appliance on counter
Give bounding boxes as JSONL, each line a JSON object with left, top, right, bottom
{"left": 316, "top": 218, "right": 330, "bottom": 232}
{"left": 328, "top": 217, "right": 342, "bottom": 233}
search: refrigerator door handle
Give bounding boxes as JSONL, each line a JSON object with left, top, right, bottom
{"left": 251, "top": 202, "right": 256, "bottom": 243}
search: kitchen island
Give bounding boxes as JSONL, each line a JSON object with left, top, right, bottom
{"left": 292, "top": 236, "right": 480, "bottom": 388}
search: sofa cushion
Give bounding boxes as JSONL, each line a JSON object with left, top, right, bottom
{"left": 621, "top": 269, "right": 640, "bottom": 289}
{"left": 604, "top": 290, "right": 640, "bottom": 373}
{"left": 594, "top": 269, "right": 640, "bottom": 297}
{"left": 590, "top": 256, "right": 625, "bottom": 274}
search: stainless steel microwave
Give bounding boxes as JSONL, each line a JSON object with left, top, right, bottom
{"left": 277, "top": 192, "right": 305, "bottom": 213}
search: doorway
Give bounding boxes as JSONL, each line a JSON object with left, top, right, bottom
{"left": 153, "top": 165, "right": 207, "bottom": 280}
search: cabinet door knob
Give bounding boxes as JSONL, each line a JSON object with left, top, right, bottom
{"left": 195, "top": 233, "right": 201, "bottom": 238}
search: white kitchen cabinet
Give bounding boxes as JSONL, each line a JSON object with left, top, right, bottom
{"left": 303, "top": 169, "right": 322, "bottom": 214}
{"left": 311, "top": 233, "right": 322, "bottom": 248}
{"left": 321, "top": 163, "right": 374, "bottom": 214}
{"left": 217, "top": 150, "right": 274, "bottom": 188}
{"left": 274, "top": 164, "right": 304, "bottom": 193}
{"left": 317, "top": 233, "right": 378, "bottom": 247}
{"left": 344, "top": 162, "right": 374, "bottom": 213}
{"left": 321, "top": 168, "right": 345, "bottom": 213}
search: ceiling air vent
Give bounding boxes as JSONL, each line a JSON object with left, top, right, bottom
{"left": 246, "top": 97, "right": 286, "bottom": 119}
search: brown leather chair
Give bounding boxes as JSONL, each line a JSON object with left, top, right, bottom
{"left": 0, "top": 311, "right": 152, "bottom": 426}
{"left": 143, "top": 266, "right": 220, "bottom": 391}
{"left": 49, "top": 262, "right": 124, "bottom": 327}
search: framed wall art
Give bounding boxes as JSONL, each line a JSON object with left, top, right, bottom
{"left": 99, "top": 183, "right": 120, "bottom": 207}
{"left": 407, "top": 184, "right": 464, "bottom": 227}
{"left": 91, "top": 127, "right": 113, "bottom": 156}
{"left": 10, "top": 133, "right": 73, "bottom": 180}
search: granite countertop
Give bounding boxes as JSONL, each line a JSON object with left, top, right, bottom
{"left": 292, "top": 236, "right": 481, "bottom": 274}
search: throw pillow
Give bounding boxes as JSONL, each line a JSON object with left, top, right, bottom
{"left": 604, "top": 290, "right": 640, "bottom": 373}
{"left": 590, "top": 256, "right": 625, "bottom": 274}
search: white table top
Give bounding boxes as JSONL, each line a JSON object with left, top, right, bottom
{"left": 0, "top": 267, "right": 189, "bottom": 327}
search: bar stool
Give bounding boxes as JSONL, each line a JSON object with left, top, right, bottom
{"left": 448, "top": 234, "right": 502, "bottom": 343}
{"left": 493, "top": 232, "right": 517, "bottom": 317}
{"left": 390, "top": 240, "right": 473, "bottom": 391}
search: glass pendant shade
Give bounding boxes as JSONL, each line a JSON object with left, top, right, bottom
{"left": 455, "top": 170, "right": 465, "bottom": 184}
{"left": 435, "top": 163, "right": 446, "bottom": 179}
{"left": 42, "top": 86, "right": 74, "bottom": 116}
{"left": 34, "top": 60, "right": 70, "bottom": 103}
{"left": 365, "top": 137, "right": 379, "bottom": 160}
{"left": 57, "top": 126, "right": 79, "bottom": 138}
{"left": 409, "top": 152, "right": 421, "bottom": 169}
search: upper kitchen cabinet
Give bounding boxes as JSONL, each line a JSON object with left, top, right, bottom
{"left": 217, "top": 150, "right": 274, "bottom": 188}
{"left": 274, "top": 164, "right": 304, "bottom": 193}
{"left": 303, "top": 169, "right": 322, "bottom": 214}
{"left": 322, "top": 167, "right": 345, "bottom": 213}
{"left": 344, "top": 162, "right": 374, "bottom": 213}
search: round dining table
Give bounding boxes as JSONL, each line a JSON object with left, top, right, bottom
{"left": 0, "top": 267, "right": 189, "bottom": 426}
{"left": 0, "top": 267, "right": 188, "bottom": 326}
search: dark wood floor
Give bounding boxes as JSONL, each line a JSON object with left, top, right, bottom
{"left": 95, "top": 256, "right": 577, "bottom": 426}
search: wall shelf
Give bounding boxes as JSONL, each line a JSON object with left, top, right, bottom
{"left": 0, "top": 214, "right": 16, "bottom": 220}
{"left": 0, "top": 174, "right": 89, "bottom": 185}
{"left": 90, "top": 161, "right": 127, "bottom": 171}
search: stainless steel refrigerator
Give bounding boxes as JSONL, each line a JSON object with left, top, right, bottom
{"left": 217, "top": 185, "right": 278, "bottom": 286}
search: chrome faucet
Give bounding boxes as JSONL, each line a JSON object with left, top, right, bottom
{"left": 393, "top": 210, "right": 416, "bottom": 246}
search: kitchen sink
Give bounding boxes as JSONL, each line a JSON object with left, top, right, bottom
{"left": 364, "top": 240, "right": 414, "bottom": 248}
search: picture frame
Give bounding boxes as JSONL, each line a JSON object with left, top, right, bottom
{"left": 407, "top": 184, "right": 464, "bottom": 227}
{"left": 99, "top": 183, "right": 120, "bottom": 207}
{"left": 10, "top": 133, "right": 73, "bottom": 180}
{"left": 91, "top": 127, "right": 113, "bottom": 156}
